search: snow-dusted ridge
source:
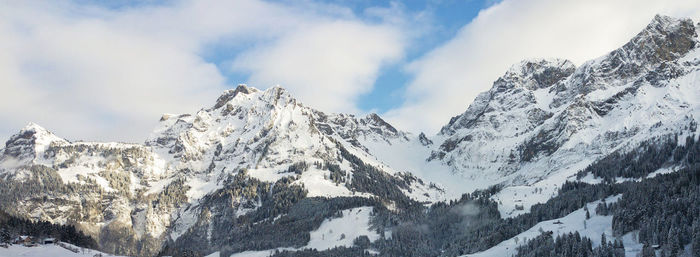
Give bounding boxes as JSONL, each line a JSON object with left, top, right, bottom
{"left": 0, "top": 14, "right": 699, "bottom": 257}
{"left": 143, "top": 84, "right": 442, "bottom": 201}
{"left": 427, "top": 15, "right": 699, "bottom": 199}
{"left": 0, "top": 84, "right": 445, "bottom": 256}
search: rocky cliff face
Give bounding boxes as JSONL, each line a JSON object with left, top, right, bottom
{"left": 0, "top": 85, "right": 441, "bottom": 256}
{"left": 1, "top": 14, "right": 699, "bottom": 257}
{"left": 0, "top": 124, "right": 185, "bottom": 256}
{"left": 431, "top": 15, "right": 699, "bottom": 186}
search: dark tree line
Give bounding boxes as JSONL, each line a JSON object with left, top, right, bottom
{"left": 365, "top": 134, "right": 700, "bottom": 256}
{"left": 517, "top": 161, "right": 700, "bottom": 257}
{"left": 515, "top": 231, "right": 624, "bottom": 257}
{"left": 605, "top": 164, "right": 700, "bottom": 256}
{"left": 576, "top": 134, "right": 699, "bottom": 181}
{"left": 269, "top": 245, "right": 377, "bottom": 257}
{"left": 366, "top": 181, "right": 620, "bottom": 256}
{"left": 0, "top": 209, "right": 96, "bottom": 248}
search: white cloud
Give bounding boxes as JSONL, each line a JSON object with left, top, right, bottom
{"left": 0, "top": 0, "right": 407, "bottom": 143}
{"left": 4, "top": 0, "right": 699, "bottom": 145}
{"left": 233, "top": 21, "right": 404, "bottom": 113}
{"left": 0, "top": 1, "right": 228, "bottom": 143}
{"left": 385, "top": 0, "right": 700, "bottom": 134}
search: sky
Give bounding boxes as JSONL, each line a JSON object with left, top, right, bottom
{"left": 1, "top": 0, "right": 700, "bottom": 144}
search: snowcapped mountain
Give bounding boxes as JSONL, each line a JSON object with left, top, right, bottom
{"left": 0, "top": 84, "right": 442, "bottom": 256}
{"left": 430, "top": 14, "right": 699, "bottom": 189}
{"left": 1, "top": 14, "right": 699, "bottom": 257}
{"left": 144, "top": 84, "right": 439, "bottom": 200}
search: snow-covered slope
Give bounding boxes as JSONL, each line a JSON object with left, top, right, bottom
{"left": 0, "top": 85, "right": 443, "bottom": 256}
{"left": 219, "top": 206, "right": 381, "bottom": 257}
{"left": 305, "top": 206, "right": 379, "bottom": 251}
{"left": 1, "top": 13, "right": 698, "bottom": 257}
{"left": 426, "top": 15, "right": 700, "bottom": 209}
{"left": 465, "top": 195, "right": 626, "bottom": 257}
{"left": 145, "top": 85, "right": 440, "bottom": 201}
{"left": 0, "top": 242, "right": 122, "bottom": 257}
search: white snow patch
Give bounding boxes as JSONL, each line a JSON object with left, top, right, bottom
{"left": 186, "top": 176, "right": 222, "bottom": 200}
{"left": 492, "top": 159, "right": 592, "bottom": 218}
{"left": 0, "top": 243, "right": 121, "bottom": 257}
{"left": 294, "top": 168, "right": 371, "bottom": 198}
{"left": 577, "top": 172, "right": 603, "bottom": 184}
{"left": 465, "top": 195, "right": 622, "bottom": 257}
{"left": 621, "top": 231, "right": 645, "bottom": 257}
{"left": 170, "top": 205, "right": 204, "bottom": 241}
{"left": 56, "top": 166, "right": 115, "bottom": 192}
{"left": 646, "top": 165, "right": 680, "bottom": 179}
{"left": 247, "top": 167, "right": 292, "bottom": 183}
{"left": 226, "top": 207, "right": 380, "bottom": 256}
{"left": 204, "top": 251, "right": 220, "bottom": 257}
{"left": 532, "top": 87, "right": 555, "bottom": 111}
{"left": 305, "top": 206, "right": 380, "bottom": 251}
{"left": 359, "top": 137, "right": 462, "bottom": 200}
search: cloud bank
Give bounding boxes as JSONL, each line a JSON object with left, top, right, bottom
{"left": 0, "top": 0, "right": 407, "bottom": 143}
{"left": 385, "top": 0, "right": 700, "bottom": 134}
{"left": 2, "top": 0, "right": 700, "bottom": 145}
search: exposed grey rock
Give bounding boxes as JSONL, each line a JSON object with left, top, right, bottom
{"left": 431, "top": 15, "right": 700, "bottom": 183}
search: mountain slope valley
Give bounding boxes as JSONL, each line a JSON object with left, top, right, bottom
{"left": 1, "top": 15, "right": 699, "bottom": 257}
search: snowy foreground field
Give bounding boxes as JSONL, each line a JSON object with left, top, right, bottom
{"left": 0, "top": 243, "right": 120, "bottom": 257}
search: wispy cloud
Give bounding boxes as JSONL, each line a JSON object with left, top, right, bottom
{"left": 232, "top": 21, "right": 404, "bottom": 113}
{"left": 2, "top": 0, "right": 700, "bottom": 145}
{"left": 385, "top": 0, "right": 700, "bottom": 134}
{"left": 0, "top": 0, "right": 409, "bottom": 143}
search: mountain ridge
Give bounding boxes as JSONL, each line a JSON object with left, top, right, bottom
{"left": 0, "top": 81, "right": 443, "bottom": 256}
{"left": 1, "top": 14, "right": 699, "bottom": 257}
{"left": 429, "top": 14, "right": 698, "bottom": 184}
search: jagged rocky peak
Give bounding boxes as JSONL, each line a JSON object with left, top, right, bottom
{"left": 418, "top": 132, "right": 433, "bottom": 146}
{"left": 552, "top": 15, "right": 698, "bottom": 102}
{"left": 624, "top": 14, "right": 697, "bottom": 63}
{"left": 361, "top": 113, "right": 399, "bottom": 134}
{"left": 496, "top": 58, "right": 576, "bottom": 91}
{"left": 212, "top": 84, "right": 261, "bottom": 109}
{"left": 2, "top": 123, "right": 67, "bottom": 160}
{"left": 148, "top": 84, "right": 409, "bottom": 168}
{"left": 313, "top": 111, "right": 407, "bottom": 141}
{"left": 13, "top": 122, "right": 64, "bottom": 142}
{"left": 211, "top": 85, "right": 300, "bottom": 116}
{"left": 431, "top": 14, "right": 700, "bottom": 183}
{"left": 151, "top": 85, "right": 298, "bottom": 144}
{"left": 439, "top": 58, "right": 573, "bottom": 136}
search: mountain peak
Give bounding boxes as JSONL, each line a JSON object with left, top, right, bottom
{"left": 15, "top": 122, "right": 65, "bottom": 143}
{"left": 622, "top": 14, "right": 696, "bottom": 64}
{"left": 649, "top": 14, "right": 685, "bottom": 29}
{"left": 3, "top": 122, "right": 67, "bottom": 161}
{"left": 506, "top": 58, "right": 573, "bottom": 75}
{"left": 20, "top": 122, "right": 49, "bottom": 133}
{"left": 210, "top": 84, "right": 299, "bottom": 112}
{"left": 212, "top": 84, "right": 261, "bottom": 109}
{"left": 546, "top": 14, "right": 698, "bottom": 106}
{"left": 434, "top": 14, "right": 700, "bottom": 186}
{"left": 363, "top": 113, "right": 399, "bottom": 134}
{"left": 439, "top": 58, "right": 575, "bottom": 135}
{"left": 499, "top": 58, "right": 576, "bottom": 91}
